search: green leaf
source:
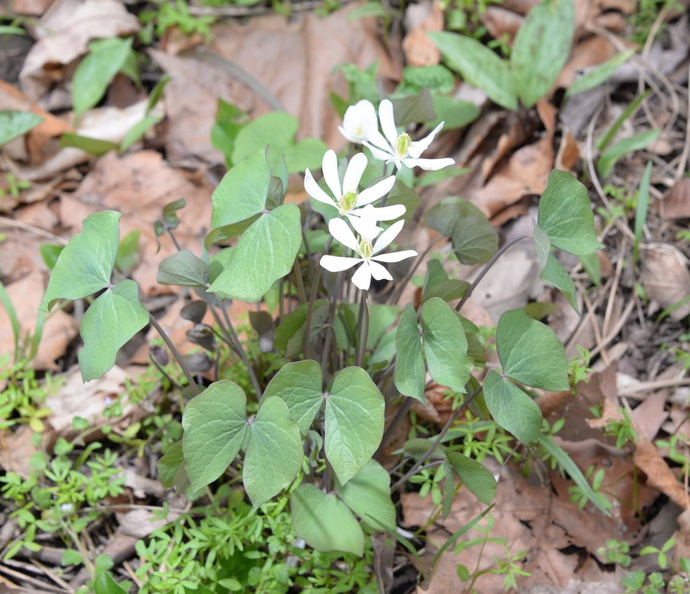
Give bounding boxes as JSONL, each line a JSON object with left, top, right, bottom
{"left": 182, "top": 381, "right": 248, "bottom": 491}
{"left": 157, "top": 250, "right": 209, "bottom": 287}
{"left": 428, "top": 32, "right": 518, "bottom": 110}
{"left": 533, "top": 225, "right": 551, "bottom": 270}
{"left": 496, "top": 308, "right": 568, "bottom": 391}
{"left": 40, "top": 244, "right": 64, "bottom": 270}
{"left": 446, "top": 451, "right": 496, "bottom": 504}
{"left": 290, "top": 484, "right": 364, "bottom": 556}
{"left": 541, "top": 253, "right": 579, "bottom": 313}
{"left": 0, "top": 110, "right": 43, "bottom": 146}
{"left": 40, "top": 211, "right": 120, "bottom": 312}
{"left": 244, "top": 397, "right": 303, "bottom": 506}
{"left": 59, "top": 133, "right": 120, "bottom": 156}
{"left": 208, "top": 204, "right": 302, "bottom": 302}
{"left": 232, "top": 112, "right": 297, "bottom": 164}
{"left": 390, "top": 88, "right": 437, "bottom": 127}
{"left": 262, "top": 360, "right": 323, "bottom": 435}
{"left": 115, "top": 230, "right": 140, "bottom": 275}
{"left": 394, "top": 304, "right": 426, "bottom": 402}
{"left": 483, "top": 370, "right": 542, "bottom": 443}
{"left": 415, "top": 166, "right": 471, "bottom": 189}
{"left": 510, "top": 0, "right": 575, "bottom": 108}
{"left": 274, "top": 300, "right": 326, "bottom": 352}
{"left": 538, "top": 170, "right": 602, "bottom": 256}
{"left": 204, "top": 215, "right": 261, "bottom": 250}
{"left": 399, "top": 65, "right": 456, "bottom": 95}
{"left": 597, "top": 129, "right": 661, "bottom": 179}
{"left": 422, "top": 261, "right": 469, "bottom": 303}
{"left": 427, "top": 95, "right": 480, "bottom": 130}
{"left": 348, "top": 2, "right": 388, "bottom": 20}
{"left": 538, "top": 434, "right": 611, "bottom": 515}
{"left": 283, "top": 138, "right": 328, "bottom": 173}
{"left": 157, "top": 441, "right": 185, "bottom": 488}
{"left": 73, "top": 37, "right": 133, "bottom": 116}
{"left": 420, "top": 298, "right": 473, "bottom": 393}
{"left": 61, "top": 549, "right": 83, "bottom": 566}
{"left": 566, "top": 49, "right": 636, "bottom": 96}
{"left": 120, "top": 113, "right": 163, "bottom": 152}
{"left": 146, "top": 74, "right": 171, "bottom": 115}
{"left": 634, "top": 161, "right": 652, "bottom": 265}
{"left": 336, "top": 459, "right": 397, "bottom": 531}
{"left": 0, "top": 281, "right": 20, "bottom": 362}
{"left": 579, "top": 252, "right": 602, "bottom": 286}
{"left": 93, "top": 572, "right": 128, "bottom": 594}
{"left": 326, "top": 367, "right": 384, "bottom": 484}
{"left": 211, "top": 150, "right": 270, "bottom": 230}
{"left": 78, "top": 280, "right": 149, "bottom": 381}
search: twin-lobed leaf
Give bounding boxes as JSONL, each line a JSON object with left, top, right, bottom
{"left": 394, "top": 304, "right": 426, "bottom": 401}
{"left": 157, "top": 250, "right": 209, "bottom": 287}
{"left": 446, "top": 451, "right": 497, "bottom": 505}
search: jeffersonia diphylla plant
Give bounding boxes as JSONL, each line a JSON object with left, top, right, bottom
{"left": 39, "top": 93, "right": 607, "bottom": 571}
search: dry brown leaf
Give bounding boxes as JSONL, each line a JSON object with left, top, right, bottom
{"left": 19, "top": 0, "right": 140, "bottom": 101}
{"left": 402, "top": 2, "right": 443, "bottom": 67}
{"left": 116, "top": 505, "right": 184, "bottom": 539}
{"left": 10, "top": 0, "right": 55, "bottom": 15}
{"left": 0, "top": 426, "right": 38, "bottom": 478}
{"left": 640, "top": 243, "right": 690, "bottom": 321}
{"left": 151, "top": 4, "right": 398, "bottom": 163}
{"left": 631, "top": 390, "right": 669, "bottom": 442}
{"left": 659, "top": 178, "right": 690, "bottom": 220}
{"left": 555, "top": 129, "right": 581, "bottom": 171}
{"left": 633, "top": 434, "right": 689, "bottom": 508}
{"left": 480, "top": 6, "right": 523, "bottom": 43}
{"left": 0, "top": 270, "right": 78, "bottom": 370}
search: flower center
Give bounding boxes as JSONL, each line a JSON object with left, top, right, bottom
{"left": 338, "top": 191, "right": 358, "bottom": 213}
{"left": 396, "top": 133, "right": 411, "bottom": 157}
{"left": 359, "top": 238, "right": 373, "bottom": 260}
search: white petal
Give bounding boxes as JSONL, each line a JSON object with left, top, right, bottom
{"left": 407, "top": 122, "right": 445, "bottom": 159}
{"left": 304, "top": 169, "right": 336, "bottom": 205}
{"left": 342, "top": 153, "right": 368, "bottom": 194}
{"left": 357, "top": 175, "right": 396, "bottom": 206}
{"left": 355, "top": 100, "right": 378, "bottom": 128}
{"left": 368, "top": 260, "right": 393, "bottom": 281}
{"left": 328, "top": 218, "right": 360, "bottom": 252}
{"left": 372, "top": 249, "right": 418, "bottom": 263}
{"left": 363, "top": 141, "right": 395, "bottom": 163}
{"left": 351, "top": 262, "right": 372, "bottom": 291}
{"left": 338, "top": 126, "right": 363, "bottom": 144}
{"left": 403, "top": 157, "right": 455, "bottom": 171}
{"left": 320, "top": 255, "right": 361, "bottom": 272}
{"left": 378, "top": 100, "right": 399, "bottom": 148}
{"left": 363, "top": 204, "right": 406, "bottom": 221}
{"left": 373, "top": 220, "right": 405, "bottom": 254}
{"left": 322, "top": 150, "right": 342, "bottom": 198}
{"left": 348, "top": 211, "right": 382, "bottom": 241}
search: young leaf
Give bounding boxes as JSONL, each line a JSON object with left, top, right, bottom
{"left": 78, "top": 280, "right": 149, "bottom": 381}
{"left": 210, "top": 150, "right": 271, "bottom": 230}
{"left": 208, "top": 203, "right": 302, "bottom": 302}
{"left": 496, "top": 308, "right": 568, "bottom": 391}
{"left": 597, "top": 129, "right": 661, "bottom": 178}
{"left": 59, "top": 133, "right": 119, "bottom": 156}
{"left": 244, "top": 397, "right": 302, "bottom": 507}
{"left": 120, "top": 113, "right": 164, "bottom": 152}
{"left": 290, "top": 484, "right": 364, "bottom": 556}
{"left": 422, "top": 260, "right": 469, "bottom": 303}
{"left": 428, "top": 32, "right": 518, "bottom": 110}
{"left": 0, "top": 110, "right": 43, "bottom": 146}
{"left": 273, "top": 300, "right": 328, "bottom": 353}
{"left": 115, "top": 230, "right": 140, "bottom": 275}
{"left": 446, "top": 451, "right": 497, "bottom": 504}
{"left": 72, "top": 37, "right": 133, "bottom": 116}
{"left": 394, "top": 304, "right": 426, "bottom": 402}
{"left": 40, "top": 211, "right": 120, "bottom": 312}
{"left": 282, "top": 138, "right": 328, "bottom": 173}
{"left": 538, "top": 170, "right": 602, "bottom": 256}
{"left": 634, "top": 161, "right": 652, "bottom": 266}
{"left": 93, "top": 572, "right": 128, "bottom": 594}
{"left": 541, "top": 253, "right": 579, "bottom": 313}
{"left": 511, "top": 0, "right": 575, "bottom": 108}
{"left": 262, "top": 360, "right": 323, "bottom": 435}
{"left": 157, "top": 441, "right": 185, "bottom": 488}
{"left": 182, "top": 381, "right": 248, "bottom": 491}
{"left": 420, "top": 298, "right": 473, "bottom": 393}
{"left": 427, "top": 95, "right": 480, "bottom": 130}
{"left": 390, "top": 88, "right": 437, "bottom": 127}
{"left": 533, "top": 225, "right": 551, "bottom": 270}
{"left": 566, "top": 49, "right": 636, "bottom": 96}
{"left": 157, "top": 250, "right": 209, "bottom": 287}
{"left": 336, "top": 459, "right": 397, "bottom": 532}
{"left": 326, "top": 367, "right": 385, "bottom": 485}
{"left": 483, "top": 370, "right": 542, "bottom": 444}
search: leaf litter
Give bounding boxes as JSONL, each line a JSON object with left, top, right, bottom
{"left": 0, "top": 0, "right": 690, "bottom": 591}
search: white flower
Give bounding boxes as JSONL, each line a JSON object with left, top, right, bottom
{"left": 320, "top": 218, "right": 417, "bottom": 291}
{"left": 358, "top": 99, "right": 455, "bottom": 171}
{"left": 304, "top": 150, "right": 405, "bottom": 231}
{"left": 339, "top": 100, "right": 378, "bottom": 143}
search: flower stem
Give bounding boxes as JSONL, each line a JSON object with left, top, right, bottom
{"left": 292, "top": 259, "right": 307, "bottom": 304}
{"left": 355, "top": 291, "right": 369, "bottom": 368}
{"left": 149, "top": 313, "right": 198, "bottom": 393}
{"left": 304, "top": 236, "right": 332, "bottom": 361}
{"left": 455, "top": 235, "right": 531, "bottom": 313}
{"left": 220, "top": 306, "right": 263, "bottom": 400}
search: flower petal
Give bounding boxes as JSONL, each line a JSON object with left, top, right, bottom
{"left": 363, "top": 141, "right": 395, "bottom": 163}
{"left": 372, "top": 249, "right": 418, "bottom": 263}
{"left": 403, "top": 157, "right": 455, "bottom": 171}
{"left": 407, "top": 122, "right": 445, "bottom": 159}
{"left": 373, "top": 219, "right": 405, "bottom": 254}
{"left": 351, "top": 261, "right": 372, "bottom": 291}
{"left": 357, "top": 175, "right": 396, "bottom": 206}
{"left": 328, "top": 218, "right": 360, "bottom": 252}
{"left": 338, "top": 126, "right": 363, "bottom": 144}
{"left": 368, "top": 260, "right": 393, "bottom": 281}
{"left": 348, "top": 210, "right": 382, "bottom": 241}
{"left": 379, "top": 100, "right": 399, "bottom": 148}
{"left": 364, "top": 204, "right": 406, "bottom": 221}
{"left": 304, "top": 169, "right": 336, "bottom": 206}
{"left": 342, "top": 153, "right": 368, "bottom": 194}
{"left": 322, "top": 150, "right": 342, "bottom": 198}
{"left": 320, "top": 255, "right": 361, "bottom": 272}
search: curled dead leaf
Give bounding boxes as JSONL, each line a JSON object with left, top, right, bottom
{"left": 640, "top": 243, "right": 690, "bottom": 321}
{"left": 633, "top": 434, "right": 689, "bottom": 508}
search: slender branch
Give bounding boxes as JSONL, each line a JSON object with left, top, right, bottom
{"left": 149, "top": 313, "right": 198, "bottom": 392}
{"left": 304, "top": 236, "right": 332, "bottom": 360}
{"left": 390, "top": 386, "right": 482, "bottom": 493}
{"left": 356, "top": 292, "right": 369, "bottom": 368}
{"left": 292, "top": 259, "right": 307, "bottom": 304}
{"left": 166, "top": 228, "right": 182, "bottom": 252}
{"left": 380, "top": 396, "right": 412, "bottom": 449}
{"left": 455, "top": 236, "right": 531, "bottom": 312}
{"left": 220, "top": 306, "right": 263, "bottom": 400}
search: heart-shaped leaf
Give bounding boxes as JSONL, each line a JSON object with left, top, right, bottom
{"left": 394, "top": 304, "right": 426, "bottom": 401}
{"left": 78, "top": 280, "right": 149, "bottom": 381}
{"left": 336, "top": 459, "right": 396, "bottom": 531}
{"left": 157, "top": 250, "right": 209, "bottom": 287}
{"left": 483, "top": 370, "right": 542, "bottom": 444}
{"left": 40, "top": 211, "right": 120, "bottom": 312}
{"left": 541, "top": 253, "right": 579, "bottom": 313}
{"left": 446, "top": 451, "right": 496, "bottom": 504}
